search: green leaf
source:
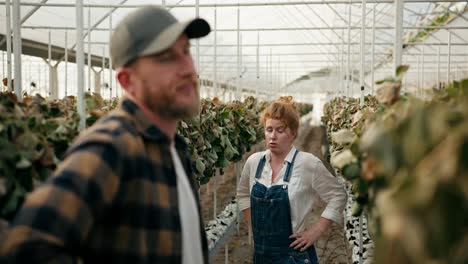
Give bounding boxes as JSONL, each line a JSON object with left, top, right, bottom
{"left": 395, "top": 65, "right": 409, "bottom": 79}
{"left": 342, "top": 162, "right": 361, "bottom": 180}
{"left": 460, "top": 79, "right": 468, "bottom": 95}
{"left": 195, "top": 159, "right": 205, "bottom": 173}
{"left": 375, "top": 80, "right": 385, "bottom": 85}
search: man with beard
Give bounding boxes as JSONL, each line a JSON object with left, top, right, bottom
{"left": 0, "top": 6, "right": 211, "bottom": 264}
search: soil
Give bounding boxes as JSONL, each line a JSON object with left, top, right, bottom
{"left": 200, "top": 125, "right": 352, "bottom": 264}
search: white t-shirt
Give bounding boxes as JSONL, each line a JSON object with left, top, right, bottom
{"left": 237, "top": 147, "right": 347, "bottom": 233}
{"left": 170, "top": 143, "right": 204, "bottom": 264}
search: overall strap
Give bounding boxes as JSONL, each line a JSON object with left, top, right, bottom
{"left": 255, "top": 154, "right": 267, "bottom": 179}
{"left": 283, "top": 150, "right": 299, "bottom": 183}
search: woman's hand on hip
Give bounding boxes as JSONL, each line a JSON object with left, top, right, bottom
{"left": 289, "top": 225, "right": 322, "bottom": 252}
{"left": 289, "top": 217, "right": 332, "bottom": 252}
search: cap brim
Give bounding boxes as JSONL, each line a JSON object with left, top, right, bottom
{"left": 140, "top": 18, "right": 210, "bottom": 57}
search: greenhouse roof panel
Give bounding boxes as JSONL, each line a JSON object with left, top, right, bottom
{"left": 0, "top": 0, "right": 467, "bottom": 95}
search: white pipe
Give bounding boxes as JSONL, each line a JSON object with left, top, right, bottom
{"left": 109, "top": 12, "right": 113, "bottom": 98}
{"left": 213, "top": 8, "right": 217, "bottom": 99}
{"left": 359, "top": 214, "right": 363, "bottom": 264}
{"left": 38, "top": 64, "right": 41, "bottom": 93}
{"left": 240, "top": 34, "right": 243, "bottom": 100}
{"left": 13, "top": 0, "right": 22, "bottom": 100}
{"left": 195, "top": 52, "right": 468, "bottom": 57}
{"left": 277, "top": 56, "right": 280, "bottom": 92}
{"left": 421, "top": 46, "right": 424, "bottom": 96}
{"left": 4, "top": 0, "right": 462, "bottom": 8}
{"left": 196, "top": 0, "right": 200, "bottom": 88}
{"left": 19, "top": 25, "right": 468, "bottom": 31}
{"left": 76, "top": 0, "right": 85, "bottom": 130}
{"left": 360, "top": 0, "right": 366, "bottom": 106}
{"left": 5, "top": 0, "right": 12, "bottom": 92}
{"left": 236, "top": 7, "right": 240, "bottom": 100}
{"left": 88, "top": 7, "right": 92, "bottom": 93}
{"left": 437, "top": 45, "right": 440, "bottom": 89}
{"left": 68, "top": 41, "right": 468, "bottom": 47}
{"left": 65, "top": 31, "right": 68, "bottom": 96}
{"left": 417, "top": 54, "right": 420, "bottom": 94}
{"left": 213, "top": 169, "right": 217, "bottom": 219}
{"left": 48, "top": 29, "right": 51, "bottom": 96}
{"left": 101, "top": 46, "right": 105, "bottom": 94}
{"left": 225, "top": 244, "right": 229, "bottom": 264}
{"left": 393, "top": 0, "right": 403, "bottom": 76}
{"left": 371, "top": 3, "right": 376, "bottom": 95}
{"left": 340, "top": 30, "right": 344, "bottom": 95}
{"left": 347, "top": 0, "right": 351, "bottom": 98}
{"left": 256, "top": 32, "right": 259, "bottom": 99}
{"left": 2, "top": 51, "right": 4, "bottom": 90}
{"left": 447, "top": 31, "right": 451, "bottom": 83}
{"left": 0, "top": 0, "right": 48, "bottom": 55}
{"left": 270, "top": 48, "right": 272, "bottom": 93}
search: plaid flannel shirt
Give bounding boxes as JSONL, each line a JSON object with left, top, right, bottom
{"left": 0, "top": 97, "right": 209, "bottom": 264}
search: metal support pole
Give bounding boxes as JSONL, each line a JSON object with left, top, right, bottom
{"left": 48, "top": 29, "right": 51, "bottom": 96}
{"left": 241, "top": 35, "right": 244, "bottom": 100}
{"left": 225, "top": 244, "right": 229, "bottom": 264}
{"left": 213, "top": 169, "right": 218, "bottom": 219}
{"left": 360, "top": 0, "right": 366, "bottom": 106}
{"left": 2, "top": 51, "right": 4, "bottom": 90}
{"left": 88, "top": 7, "right": 92, "bottom": 93}
{"left": 359, "top": 214, "right": 363, "bottom": 264}
{"left": 5, "top": 0, "right": 12, "bottom": 92}
{"left": 256, "top": 32, "right": 259, "bottom": 99}
{"left": 213, "top": 8, "right": 217, "bottom": 99}
{"left": 466, "top": 53, "right": 468, "bottom": 79}
{"left": 65, "top": 31, "right": 68, "bottom": 96}
{"left": 13, "top": 0, "right": 22, "bottom": 100}
{"left": 417, "top": 54, "right": 420, "bottom": 94}
{"left": 421, "top": 47, "right": 424, "bottom": 96}
{"left": 347, "top": 0, "right": 351, "bottom": 98}
{"left": 236, "top": 7, "right": 241, "bottom": 100}
{"left": 371, "top": 3, "right": 376, "bottom": 95}
{"left": 270, "top": 49, "right": 272, "bottom": 93}
{"left": 437, "top": 45, "right": 440, "bottom": 89}
{"left": 4, "top": 1, "right": 468, "bottom": 8}
{"left": 76, "top": 0, "right": 86, "bottom": 130}
{"left": 393, "top": 0, "right": 404, "bottom": 76}
{"left": 109, "top": 12, "right": 113, "bottom": 98}
{"left": 101, "top": 46, "right": 105, "bottom": 94}
{"left": 340, "top": 29, "right": 344, "bottom": 95}
{"left": 277, "top": 56, "right": 280, "bottom": 92}
{"left": 447, "top": 31, "right": 451, "bottom": 83}
{"left": 0, "top": 0, "right": 48, "bottom": 53}
{"left": 196, "top": 0, "right": 200, "bottom": 88}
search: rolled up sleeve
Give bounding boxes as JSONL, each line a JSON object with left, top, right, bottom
{"left": 310, "top": 160, "right": 347, "bottom": 226}
{"left": 236, "top": 157, "right": 253, "bottom": 212}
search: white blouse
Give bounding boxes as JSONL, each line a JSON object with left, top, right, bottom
{"left": 236, "top": 147, "right": 347, "bottom": 233}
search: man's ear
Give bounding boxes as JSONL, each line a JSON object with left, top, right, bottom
{"left": 117, "top": 68, "right": 135, "bottom": 96}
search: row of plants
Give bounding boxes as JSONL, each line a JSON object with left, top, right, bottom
{"left": 322, "top": 66, "right": 467, "bottom": 263}
{"left": 0, "top": 92, "right": 312, "bottom": 222}
{"left": 408, "top": 10, "right": 456, "bottom": 44}
{"left": 0, "top": 92, "right": 118, "bottom": 221}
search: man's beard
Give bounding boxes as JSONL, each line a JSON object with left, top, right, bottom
{"left": 142, "top": 80, "right": 200, "bottom": 120}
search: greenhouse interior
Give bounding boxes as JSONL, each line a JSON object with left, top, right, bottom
{"left": 0, "top": 1, "right": 467, "bottom": 264}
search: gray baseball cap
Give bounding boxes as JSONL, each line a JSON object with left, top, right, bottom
{"left": 110, "top": 5, "right": 210, "bottom": 68}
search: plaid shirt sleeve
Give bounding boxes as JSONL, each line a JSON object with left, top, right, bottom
{"left": 0, "top": 136, "right": 122, "bottom": 263}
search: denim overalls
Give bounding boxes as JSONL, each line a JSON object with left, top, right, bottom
{"left": 251, "top": 150, "right": 319, "bottom": 264}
